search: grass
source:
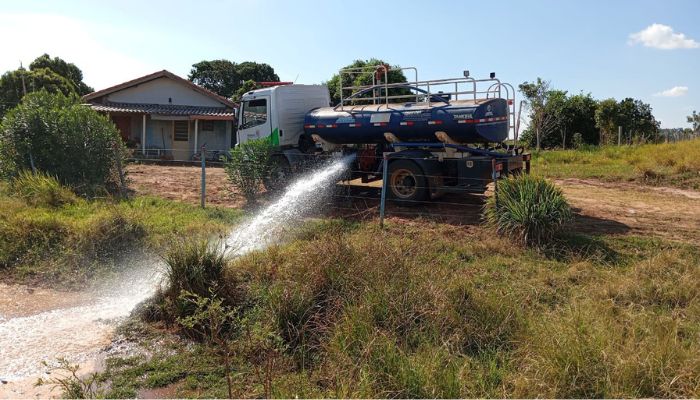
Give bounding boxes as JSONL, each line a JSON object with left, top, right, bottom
{"left": 532, "top": 138, "right": 700, "bottom": 189}
{"left": 485, "top": 175, "right": 572, "bottom": 245}
{"left": 0, "top": 182, "right": 242, "bottom": 286}
{"left": 101, "top": 219, "right": 700, "bottom": 398}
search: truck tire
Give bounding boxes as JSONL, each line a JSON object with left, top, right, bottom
{"left": 387, "top": 159, "right": 428, "bottom": 203}
{"left": 263, "top": 155, "right": 292, "bottom": 192}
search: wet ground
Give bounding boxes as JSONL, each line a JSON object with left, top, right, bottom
{"left": 0, "top": 255, "right": 164, "bottom": 398}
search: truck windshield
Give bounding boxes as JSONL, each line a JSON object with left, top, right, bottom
{"left": 240, "top": 98, "right": 267, "bottom": 129}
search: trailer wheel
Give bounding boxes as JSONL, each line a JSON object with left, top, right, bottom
{"left": 388, "top": 160, "right": 428, "bottom": 203}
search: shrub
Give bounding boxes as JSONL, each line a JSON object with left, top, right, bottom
{"left": 9, "top": 170, "right": 77, "bottom": 207}
{"left": 485, "top": 175, "right": 572, "bottom": 245}
{"left": 161, "top": 240, "right": 230, "bottom": 320}
{"left": 0, "top": 91, "right": 126, "bottom": 195}
{"left": 223, "top": 138, "right": 274, "bottom": 203}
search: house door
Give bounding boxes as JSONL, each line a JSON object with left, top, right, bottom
{"left": 172, "top": 120, "right": 190, "bottom": 160}
{"left": 112, "top": 115, "right": 131, "bottom": 141}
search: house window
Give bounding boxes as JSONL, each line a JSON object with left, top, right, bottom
{"left": 174, "top": 121, "right": 189, "bottom": 141}
{"left": 240, "top": 98, "right": 267, "bottom": 129}
{"left": 201, "top": 120, "right": 215, "bottom": 131}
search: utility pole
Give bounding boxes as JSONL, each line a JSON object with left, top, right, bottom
{"left": 19, "top": 62, "right": 27, "bottom": 97}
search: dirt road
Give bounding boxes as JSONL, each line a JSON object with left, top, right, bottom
{"left": 126, "top": 164, "right": 700, "bottom": 244}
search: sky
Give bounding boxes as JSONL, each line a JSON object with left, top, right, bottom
{"left": 0, "top": 0, "right": 698, "bottom": 128}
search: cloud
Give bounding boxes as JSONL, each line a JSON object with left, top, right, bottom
{"left": 654, "top": 86, "right": 689, "bottom": 97}
{"left": 0, "top": 13, "right": 158, "bottom": 90}
{"left": 629, "top": 23, "right": 699, "bottom": 49}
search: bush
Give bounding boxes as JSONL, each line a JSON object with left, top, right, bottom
{"left": 160, "top": 240, "right": 231, "bottom": 321}
{"left": 9, "top": 170, "right": 77, "bottom": 207}
{"left": 0, "top": 91, "right": 126, "bottom": 195}
{"left": 223, "top": 138, "right": 274, "bottom": 203}
{"left": 485, "top": 175, "right": 572, "bottom": 245}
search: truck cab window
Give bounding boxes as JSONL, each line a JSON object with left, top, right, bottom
{"left": 240, "top": 98, "right": 267, "bottom": 129}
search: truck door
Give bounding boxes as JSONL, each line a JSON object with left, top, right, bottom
{"left": 237, "top": 96, "right": 271, "bottom": 145}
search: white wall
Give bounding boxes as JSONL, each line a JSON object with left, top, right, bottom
{"left": 193, "top": 120, "right": 230, "bottom": 152}
{"left": 107, "top": 77, "right": 223, "bottom": 107}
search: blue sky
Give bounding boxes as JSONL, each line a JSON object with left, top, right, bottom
{"left": 1, "top": 0, "right": 698, "bottom": 127}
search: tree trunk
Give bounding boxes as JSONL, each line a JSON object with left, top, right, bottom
{"left": 562, "top": 128, "right": 566, "bottom": 149}
{"left": 536, "top": 127, "right": 541, "bottom": 150}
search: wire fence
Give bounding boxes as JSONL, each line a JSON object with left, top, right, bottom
{"left": 123, "top": 148, "right": 510, "bottom": 227}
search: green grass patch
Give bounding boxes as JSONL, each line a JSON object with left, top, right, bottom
{"left": 102, "top": 219, "right": 700, "bottom": 398}
{"left": 532, "top": 139, "right": 700, "bottom": 189}
{"left": 0, "top": 187, "right": 242, "bottom": 286}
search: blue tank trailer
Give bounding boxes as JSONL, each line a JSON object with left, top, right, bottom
{"left": 303, "top": 90, "right": 530, "bottom": 202}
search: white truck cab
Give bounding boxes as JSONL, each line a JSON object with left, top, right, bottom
{"left": 236, "top": 84, "right": 330, "bottom": 150}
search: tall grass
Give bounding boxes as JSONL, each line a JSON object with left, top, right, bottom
{"left": 117, "top": 219, "right": 700, "bottom": 398}
{"left": 533, "top": 138, "right": 700, "bottom": 189}
{"left": 485, "top": 175, "right": 572, "bottom": 246}
{"left": 0, "top": 184, "right": 240, "bottom": 285}
{"left": 163, "top": 240, "right": 228, "bottom": 298}
{"left": 10, "top": 170, "right": 77, "bottom": 207}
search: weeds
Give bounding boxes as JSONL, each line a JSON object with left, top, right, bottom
{"left": 533, "top": 138, "right": 700, "bottom": 189}
{"left": 102, "top": 219, "right": 700, "bottom": 398}
{"left": 36, "top": 358, "right": 104, "bottom": 399}
{"left": 9, "top": 170, "right": 78, "bottom": 207}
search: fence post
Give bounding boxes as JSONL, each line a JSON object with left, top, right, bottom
{"left": 200, "top": 145, "right": 206, "bottom": 208}
{"left": 618, "top": 126, "right": 622, "bottom": 146}
{"left": 114, "top": 144, "right": 127, "bottom": 199}
{"left": 379, "top": 155, "right": 388, "bottom": 228}
{"left": 492, "top": 158, "right": 499, "bottom": 209}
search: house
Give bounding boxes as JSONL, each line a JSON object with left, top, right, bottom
{"left": 83, "top": 70, "right": 236, "bottom": 161}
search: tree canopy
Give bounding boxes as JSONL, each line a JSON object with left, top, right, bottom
{"left": 188, "top": 60, "right": 279, "bottom": 99}
{"left": 689, "top": 110, "right": 700, "bottom": 132}
{"left": 29, "top": 53, "right": 94, "bottom": 95}
{"left": 520, "top": 78, "right": 659, "bottom": 149}
{"left": 325, "top": 59, "right": 409, "bottom": 106}
{"left": 0, "top": 54, "right": 93, "bottom": 117}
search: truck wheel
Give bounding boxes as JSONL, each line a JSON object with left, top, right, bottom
{"left": 263, "top": 156, "right": 292, "bottom": 192}
{"left": 388, "top": 160, "right": 428, "bottom": 203}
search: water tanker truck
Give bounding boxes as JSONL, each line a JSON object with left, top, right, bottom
{"left": 235, "top": 65, "right": 530, "bottom": 201}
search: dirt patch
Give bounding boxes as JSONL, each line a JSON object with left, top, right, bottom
{"left": 556, "top": 179, "right": 700, "bottom": 244}
{"left": 126, "top": 164, "right": 700, "bottom": 245}
{"left": 126, "top": 163, "right": 245, "bottom": 208}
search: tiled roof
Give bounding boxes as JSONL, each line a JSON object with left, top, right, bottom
{"left": 88, "top": 102, "right": 235, "bottom": 117}
{"left": 82, "top": 70, "right": 237, "bottom": 108}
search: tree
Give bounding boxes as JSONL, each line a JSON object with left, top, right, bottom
{"left": 595, "top": 98, "right": 659, "bottom": 145}
{"left": 519, "top": 78, "right": 557, "bottom": 150}
{"left": 546, "top": 90, "right": 571, "bottom": 149}
{"left": 629, "top": 99, "right": 659, "bottom": 143}
{"left": 325, "top": 59, "right": 409, "bottom": 106}
{"left": 566, "top": 93, "right": 599, "bottom": 145}
{"left": 235, "top": 61, "right": 279, "bottom": 84}
{"left": 687, "top": 110, "right": 699, "bottom": 133}
{"left": 189, "top": 60, "right": 239, "bottom": 98}
{"left": 519, "top": 91, "right": 600, "bottom": 148}
{"left": 0, "top": 91, "right": 126, "bottom": 194}
{"left": 233, "top": 79, "right": 259, "bottom": 102}
{"left": 29, "top": 53, "right": 93, "bottom": 95}
{"left": 189, "top": 60, "right": 279, "bottom": 99}
{"left": 0, "top": 67, "right": 76, "bottom": 117}
{"left": 594, "top": 98, "right": 619, "bottom": 145}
